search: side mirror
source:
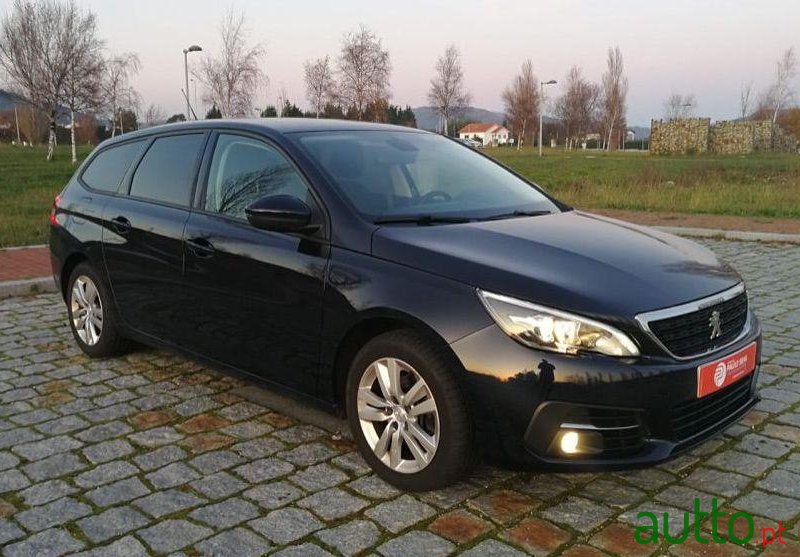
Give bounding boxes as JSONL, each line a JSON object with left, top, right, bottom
{"left": 245, "top": 195, "right": 317, "bottom": 233}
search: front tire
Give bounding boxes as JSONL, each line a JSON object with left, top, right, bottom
{"left": 346, "top": 329, "right": 472, "bottom": 491}
{"left": 67, "top": 262, "right": 129, "bottom": 358}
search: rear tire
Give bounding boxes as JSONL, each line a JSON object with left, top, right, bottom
{"left": 67, "top": 262, "right": 129, "bottom": 358}
{"left": 346, "top": 329, "right": 472, "bottom": 491}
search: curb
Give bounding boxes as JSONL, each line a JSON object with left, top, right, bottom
{"left": 654, "top": 226, "right": 800, "bottom": 244}
{"left": 0, "top": 277, "right": 58, "bottom": 300}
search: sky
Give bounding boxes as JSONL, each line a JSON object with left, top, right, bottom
{"left": 66, "top": 0, "right": 800, "bottom": 126}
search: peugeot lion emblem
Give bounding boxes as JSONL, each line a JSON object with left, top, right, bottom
{"left": 709, "top": 310, "right": 722, "bottom": 340}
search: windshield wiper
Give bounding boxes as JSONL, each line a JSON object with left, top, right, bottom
{"left": 478, "top": 210, "right": 552, "bottom": 221}
{"left": 374, "top": 215, "right": 473, "bottom": 225}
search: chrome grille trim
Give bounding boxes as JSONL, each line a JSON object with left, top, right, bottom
{"left": 635, "top": 283, "right": 751, "bottom": 361}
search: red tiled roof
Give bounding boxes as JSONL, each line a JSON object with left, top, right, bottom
{"left": 458, "top": 122, "right": 498, "bottom": 134}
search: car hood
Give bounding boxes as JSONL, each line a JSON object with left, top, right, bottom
{"left": 371, "top": 211, "right": 741, "bottom": 319}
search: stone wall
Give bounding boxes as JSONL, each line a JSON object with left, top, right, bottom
{"left": 650, "top": 118, "right": 798, "bottom": 155}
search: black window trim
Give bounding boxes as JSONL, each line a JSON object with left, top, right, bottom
{"left": 193, "top": 129, "right": 331, "bottom": 241}
{"left": 122, "top": 130, "right": 211, "bottom": 211}
{"left": 76, "top": 137, "right": 149, "bottom": 196}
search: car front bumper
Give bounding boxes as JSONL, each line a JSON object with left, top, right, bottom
{"left": 449, "top": 315, "right": 762, "bottom": 469}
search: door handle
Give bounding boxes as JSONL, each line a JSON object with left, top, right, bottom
{"left": 186, "top": 237, "right": 215, "bottom": 258}
{"left": 110, "top": 216, "right": 131, "bottom": 234}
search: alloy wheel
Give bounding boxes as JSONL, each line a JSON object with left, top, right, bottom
{"left": 356, "top": 357, "right": 440, "bottom": 473}
{"left": 71, "top": 275, "right": 103, "bottom": 346}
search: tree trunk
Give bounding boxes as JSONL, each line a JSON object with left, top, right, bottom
{"left": 47, "top": 111, "right": 56, "bottom": 161}
{"left": 70, "top": 110, "right": 77, "bottom": 164}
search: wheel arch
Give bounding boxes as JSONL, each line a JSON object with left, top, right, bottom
{"left": 60, "top": 252, "right": 89, "bottom": 302}
{"left": 331, "top": 308, "right": 466, "bottom": 413}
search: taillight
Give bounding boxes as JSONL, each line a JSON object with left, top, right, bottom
{"left": 49, "top": 195, "right": 61, "bottom": 227}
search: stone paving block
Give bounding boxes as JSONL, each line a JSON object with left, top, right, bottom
{"left": 128, "top": 425, "right": 184, "bottom": 447}
{"left": 188, "top": 449, "right": 245, "bottom": 474}
{"left": 280, "top": 442, "right": 338, "bottom": 466}
{"left": 137, "top": 518, "right": 213, "bottom": 553}
{"left": 145, "top": 461, "right": 200, "bottom": 489}
{"left": 75, "top": 420, "right": 132, "bottom": 443}
{"left": 540, "top": 496, "right": 614, "bottom": 532}
{"left": 190, "top": 470, "right": 247, "bottom": 500}
{"left": 249, "top": 507, "right": 323, "bottom": 544}
{"left": 22, "top": 451, "right": 87, "bottom": 481}
{"left": 74, "top": 460, "right": 139, "bottom": 488}
{"left": 19, "top": 479, "right": 76, "bottom": 506}
{"left": 0, "top": 469, "right": 30, "bottom": 493}
{"left": 270, "top": 542, "right": 334, "bottom": 557}
{"left": 15, "top": 496, "right": 92, "bottom": 532}
{"left": 34, "top": 415, "right": 89, "bottom": 435}
{"left": 298, "top": 487, "right": 370, "bottom": 521}
{"left": 133, "top": 444, "right": 186, "bottom": 471}
{"left": 459, "top": 539, "right": 527, "bottom": 557}
{"left": 81, "top": 438, "right": 135, "bottom": 464}
{"left": 234, "top": 457, "right": 294, "bottom": 483}
{"left": 76, "top": 506, "right": 150, "bottom": 542}
{"left": 133, "top": 488, "right": 205, "bottom": 518}
{"left": 84, "top": 477, "right": 150, "bottom": 507}
{"left": 189, "top": 497, "right": 260, "bottom": 529}
{"left": 231, "top": 436, "right": 285, "bottom": 459}
{"left": 194, "top": 527, "right": 273, "bottom": 557}
{"left": 315, "top": 519, "right": 381, "bottom": 556}
{"left": 70, "top": 535, "right": 149, "bottom": 557}
{"left": 377, "top": 530, "right": 455, "bottom": 557}
{"left": 243, "top": 480, "right": 304, "bottom": 509}
{"left": 0, "top": 519, "right": 25, "bottom": 545}
{"left": 290, "top": 462, "right": 348, "bottom": 492}
{"left": 12, "top": 434, "right": 82, "bottom": 460}
{"left": 3, "top": 527, "right": 85, "bottom": 557}
{"left": 365, "top": 495, "right": 435, "bottom": 533}
{"left": 732, "top": 490, "right": 800, "bottom": 521}
{"left": 706, "top": 449, "right": 776, "bottom": 477}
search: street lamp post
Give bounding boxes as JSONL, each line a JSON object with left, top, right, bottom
{"left": 539, "top": 80, "right": 557, "bottom": 156}
{"left": 183, "top": 45, "right": 202, "bottom": 120}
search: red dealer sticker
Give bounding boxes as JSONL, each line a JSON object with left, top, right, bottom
{"left": 697, "top": 342, "right": 757, "bottom": 398}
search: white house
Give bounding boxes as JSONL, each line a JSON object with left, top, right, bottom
{"left": 458, "top": 123, "right": 510, "bottom": 146}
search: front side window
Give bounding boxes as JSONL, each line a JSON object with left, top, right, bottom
{"left": 205, "top": 134, "right": 309, "bottom": 220}
{"left": 81, "top": 140, "right": 146, "bottom": 193}
{"left": 129, "top": 134, "right": 205, "bottom": 206}
{"left": 295, "top": 131, "right": 559, "bottom": 220}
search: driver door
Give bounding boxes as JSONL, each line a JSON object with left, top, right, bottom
{"left": 180, "top": 132, "right": 329, "bottom": 394}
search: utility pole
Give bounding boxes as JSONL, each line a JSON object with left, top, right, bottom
{"left": 14, "top": 105, "right": 21, "bottom": 144}
{"left": 539, "top": 80, "right": 557, "bottom": 156}
{"left": 183, "top": 45, "right": 202, "bottom": 120}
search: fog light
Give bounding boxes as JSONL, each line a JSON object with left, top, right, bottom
{"left": 560, "top": 431, "right": 580, "bottom": 454}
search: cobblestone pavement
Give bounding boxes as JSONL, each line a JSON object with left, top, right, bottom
{"left": 0, "top": 239, "right": 798, "bottom": 556}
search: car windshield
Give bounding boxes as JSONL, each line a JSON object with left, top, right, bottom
{"left": 294, "top": 130, "right": 560, "bottom": 222}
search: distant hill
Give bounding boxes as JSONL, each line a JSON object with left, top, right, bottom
{"left": 0, "top": 89, "right": 25, "bottom": 110}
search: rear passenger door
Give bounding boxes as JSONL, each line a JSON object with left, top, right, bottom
{"left": 102, "top": 132, "right": 207, "bottom": 342}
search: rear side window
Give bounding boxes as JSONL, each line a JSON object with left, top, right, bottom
{"left": 81, "top": 141, "right": 146, "bottom": 193}
{"left": 130, "top": 134, "right": 205, "bottom": 206}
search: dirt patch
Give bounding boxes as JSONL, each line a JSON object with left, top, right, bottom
{"left": 593, "top": 209, "right": 800, "bottom": 235}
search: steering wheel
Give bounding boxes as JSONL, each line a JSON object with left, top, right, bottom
{"left": 420, "top": 190, "right": 452, "bottom": 203}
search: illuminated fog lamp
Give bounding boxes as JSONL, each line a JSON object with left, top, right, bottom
{"left": 560, "top": 431, "right": 580, "bottom": 455}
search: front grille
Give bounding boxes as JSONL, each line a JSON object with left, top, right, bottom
{"left": 564, "top": 407, "right": 646, "bottom": 458}
{"left": 670, "top": 376, "right": 753, "bottom": 441}
{"left": 648, "top": 291, "right": 748, "bottom": 358}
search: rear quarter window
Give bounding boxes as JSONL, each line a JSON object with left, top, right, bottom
{"left": 80, "top": 140, "right": 146, "bottom": 193}
{"left": 129, "top": 134, "right": 205, "bottom": 207}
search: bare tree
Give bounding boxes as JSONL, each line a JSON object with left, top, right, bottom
{"left": 663, "top": 93, "right": 697, "bottom": 121}
{"left": 337, "top": 25, "right": 391, "bottom": 120}
{"left": 502, "top": 60, "right": 539, "bottom": 149}
{"left": 103, "top": 53, "right": 140, "bottom": 137}
{"left": 304, "top": 56, "right": 335, "bottom": 118}
{"left": 555, "top": 66, "right": 599, "bottom": 149}
{"left": 764, "top": 47, "right": 797, "bottom": 123}
{"left": 427, "top": 45, "right": 471, "bottom": 135}
{"left": 739, "top": 81, "right": 754, "bottom": 119}
{"left": 197, "top": 10, "right": 264, "bottom": 118}
{"left": 16, "top": 104, "right": 49, "bottom": 145}
{"left": 0, "top": 0, "right": 100, "bottom": 160}
{"left": 599, "top": 46, "right": 628, "bottom": 151}
{"left": 61, "top": 13, "right": 104, "bottom": 163}
{"left": 143, "top": 104, "right": 165, "bottom": 127}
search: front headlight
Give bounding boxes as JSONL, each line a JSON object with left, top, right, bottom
{"left": 477, "top": 290, "right": 640, "bottom": 357}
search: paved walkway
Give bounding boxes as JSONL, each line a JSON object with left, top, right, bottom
{"left": 0, "top": 239, "right": 798, "bottom": 556}
{"left": 0, "top": 247, "right": 50, "bottom": 283}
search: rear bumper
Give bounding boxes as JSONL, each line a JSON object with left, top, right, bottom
{"left": 450, "top": 314, "right": 762, "bottom": 469}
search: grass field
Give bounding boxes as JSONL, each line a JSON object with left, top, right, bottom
{"left": 1, "top": 143, "right": 799, "bottom": 247}
{"left": 489, "top": 147, "right": 800, "bottom": 218}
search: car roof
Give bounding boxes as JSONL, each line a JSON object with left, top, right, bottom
{"left": 100, "top": 118, "right": 427, "bottom": 148}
